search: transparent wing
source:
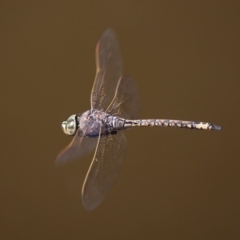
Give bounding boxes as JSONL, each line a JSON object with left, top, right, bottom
{"left": 82, "top": 130, "right": 127, "bottom": 210}
{"left": 55, "top": 128, "right": 98, "bottom": 166}
{"left": 91, "top": 29, "right": 122, "bottom": 111}
{"left": 106, "top": 76, "right": 140, "bottom": 119}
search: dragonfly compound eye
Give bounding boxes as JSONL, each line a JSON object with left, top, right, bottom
{"left": 61, "top": 114, "right": 77, "bottom": 135}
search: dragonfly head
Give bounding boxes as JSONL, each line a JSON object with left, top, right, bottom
{"left": 61, "top": 114, "right": 77, "bottom": 136}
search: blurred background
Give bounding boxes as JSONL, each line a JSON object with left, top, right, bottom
{"left": 1, "top": 1, "right": 239, "bottom": 239}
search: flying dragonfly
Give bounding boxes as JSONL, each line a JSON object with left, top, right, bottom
{"left": 56, "top": 29, "right": 221, "bottom": 210}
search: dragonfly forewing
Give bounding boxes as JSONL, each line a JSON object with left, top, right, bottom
{"left": 56, "top": 127, "right": 98, "bottom": 166}
{"left": 91, "top": 29, "right": 122, "bottom": 111}
{"left": 82, "top": 130, "right": 127, "bottom": 210}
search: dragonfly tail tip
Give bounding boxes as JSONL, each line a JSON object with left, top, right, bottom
{"left": 212, "top": 124, "right": 222, "bottom": 130}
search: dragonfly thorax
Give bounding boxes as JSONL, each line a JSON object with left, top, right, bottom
{"left": 78, "top": 110, "right": 110, "bottom": 137}
{"left": 61, "top": 114, "right": 77, "bottom": 136}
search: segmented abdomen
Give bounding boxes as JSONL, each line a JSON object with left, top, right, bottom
{"left": 122, "top": 119, "right": 221, "bottom": 130}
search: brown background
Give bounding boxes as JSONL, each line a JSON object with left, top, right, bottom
{"left": 1, "top": 1, "right": 239, "bottom": 239}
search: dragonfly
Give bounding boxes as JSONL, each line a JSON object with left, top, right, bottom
{"left": 56, "top": 29, "right": 221, "bottom": 210}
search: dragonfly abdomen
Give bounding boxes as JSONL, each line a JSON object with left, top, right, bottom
{"left": 106, "top": 115, "right": 125, "bottom": 131}
{"left": 123, "top": 119, "right": 221, "bottom": 130}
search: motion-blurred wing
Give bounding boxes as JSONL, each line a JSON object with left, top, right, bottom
{"left": 91, "top": 29, "right": 122, "bottom": 111}
{"left": 56, "top": 128, "right": 98, "bottom": 166}
{"left": 106, "top": 76, "right": 140, "bottom": 119}
{"left": 82, "top": 131, "right": 127, "bottom": 210}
